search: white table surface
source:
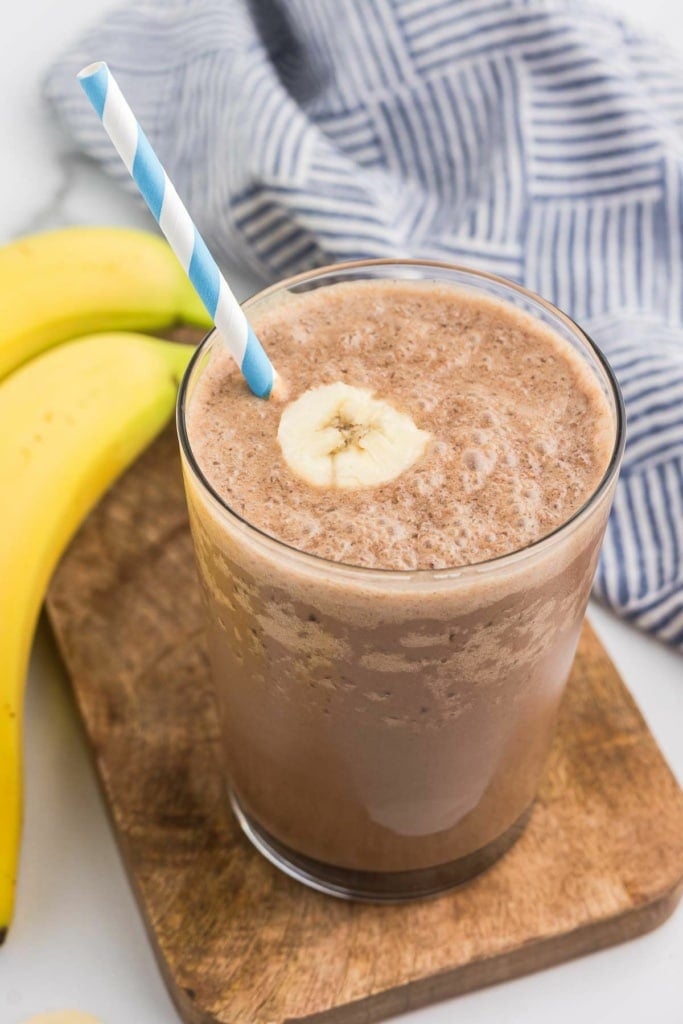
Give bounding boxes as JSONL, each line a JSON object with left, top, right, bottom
{"left": 0, "top": 2, "right": 681, "bottom": 1022}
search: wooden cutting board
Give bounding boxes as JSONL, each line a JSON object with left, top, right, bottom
{"left": 46, "top": 422, "right": 683, "bottom": 1024}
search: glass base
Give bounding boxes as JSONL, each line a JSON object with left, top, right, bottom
{"left": 230, "top": 793, "right": 533, "bottom": 903}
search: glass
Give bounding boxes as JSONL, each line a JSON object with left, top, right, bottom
{"left": 177, "top": 260, "right": 625, "bottom": 902}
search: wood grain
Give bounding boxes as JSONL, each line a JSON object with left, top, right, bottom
{"left": 46, "top": 422, "right": 683, "bottom": 1024}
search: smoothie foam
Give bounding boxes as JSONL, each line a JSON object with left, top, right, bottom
{"left": 187, "top": 281, "right": 613, "bottom": 571}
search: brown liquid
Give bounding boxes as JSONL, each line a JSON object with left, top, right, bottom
{"left": 182, "top": 279, "right": 618, "bottom": 893}
{"left": 188, "top": 282, "right": 613, "bottom": 569}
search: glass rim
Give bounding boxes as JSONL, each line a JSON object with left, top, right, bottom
{"left": 176, "top": 257, "right": 626, "bottom": 582}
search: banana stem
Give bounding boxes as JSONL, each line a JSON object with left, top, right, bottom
{"left": 178, "top": 274, "right": 214, "bottom": 329}
{"left": 159, "top": 340, "right": 195, "bottom": 383}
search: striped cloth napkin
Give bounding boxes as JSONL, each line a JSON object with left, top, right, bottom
{"left": 44, "top": 0, "right": 683, "bottom": 648}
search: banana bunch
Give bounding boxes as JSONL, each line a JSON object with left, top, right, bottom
{"left": 0, "top": 227, "right": 207, "bottom": 943}
{"left": 0, "top": 226, "right": 209, "bottom": 378}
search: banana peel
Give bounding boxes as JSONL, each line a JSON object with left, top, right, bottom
{"left": 0, "top": 333, "right": 193, "bottom": 942}
{"left": 0, "top": 226, "right": 211, "bottom": 379}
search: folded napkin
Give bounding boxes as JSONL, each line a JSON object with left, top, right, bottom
{"left": 45, "top": 0, "right": 683, "bottom": 648}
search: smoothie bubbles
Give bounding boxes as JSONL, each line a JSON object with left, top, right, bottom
{"left": 178, "top": 262, "right": 624, "bottom": 901}
{"left": 80, "top": 65, "right": 624, "bottom": 901}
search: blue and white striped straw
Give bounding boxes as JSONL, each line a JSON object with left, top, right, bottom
{"left": 77, "top": 61, "right": 276, "bottom": 399}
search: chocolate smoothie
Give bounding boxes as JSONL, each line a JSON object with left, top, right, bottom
{"left": 179, "top": 264, "right": 623, "bottom": 899}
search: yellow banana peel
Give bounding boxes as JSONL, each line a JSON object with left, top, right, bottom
{"left": 0, "top": 226, "right": 211, "bottom": 379}
{"left": 0, "top": 332, "right": 193, "bottom": 941}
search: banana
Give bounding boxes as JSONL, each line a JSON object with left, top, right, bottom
{"left": 278, "top": 382, "right": 430, "bottom": 489}
{"left": 0, "top": 227, "right": 211, "bottom": 379}
{"left": 0, "top": 333, "right": 193, "bottom": 942}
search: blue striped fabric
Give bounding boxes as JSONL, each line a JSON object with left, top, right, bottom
{"left": 44, "top": 0, "right": 683, "bottom": 648}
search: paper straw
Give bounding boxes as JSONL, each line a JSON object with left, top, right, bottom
{"left": 77, "top": 61, "right": 275, "bottom": 399}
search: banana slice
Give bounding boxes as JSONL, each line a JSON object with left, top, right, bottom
{"left": 278, "top": 382, "right": 430, "bottom": 489}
